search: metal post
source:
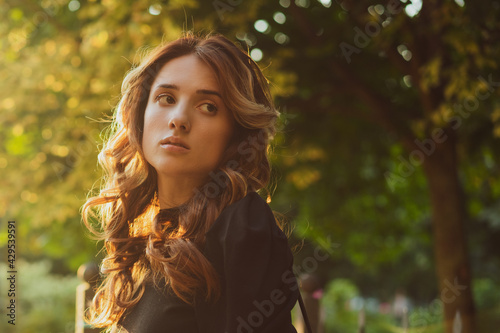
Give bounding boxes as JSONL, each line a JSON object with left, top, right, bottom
{"left": 296, "top": 273, "right": 322, "bottom": 333}
{"left": 75, "top": 262, "right": 101, "bottom": 333}
{"left": 358, "top": 307, "right": 365, "bottom": 333}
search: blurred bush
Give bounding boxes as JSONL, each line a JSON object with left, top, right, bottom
{"left": 321, "top": 278, "right": 360, "bottom": 332}
{"left": 473, "top": 278, "right": 500, "bottom": 310}
{"left": 0, "top": 260, "right": 79, "bottom": 333}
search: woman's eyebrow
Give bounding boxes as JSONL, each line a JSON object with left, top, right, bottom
{"left": 154, "top": 83, "right": 179, "bottom": 90}
{"left": 196, "top": 89, "right": 222, "bottom": 99}
{"left": 153, "top": 84, "right": 222, "bottom": 99}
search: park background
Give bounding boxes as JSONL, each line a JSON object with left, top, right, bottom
{"left": 1, "top": 0, "right": 500, "bottom": 332}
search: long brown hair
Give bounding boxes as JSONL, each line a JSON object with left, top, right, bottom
{"left": 82, "top": 32, "right": 279, "bottom": 329}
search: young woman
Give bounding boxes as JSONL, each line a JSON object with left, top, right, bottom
{"left": 83, "top": 33, "right": 300, "bottom": 333}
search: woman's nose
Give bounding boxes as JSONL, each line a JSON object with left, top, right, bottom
{"left": 168, "top": 103, "right": 191, "bottom": 131}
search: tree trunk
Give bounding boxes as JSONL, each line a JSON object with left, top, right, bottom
{"left": 422, "top": 131, "right": 475, "bottom": 333}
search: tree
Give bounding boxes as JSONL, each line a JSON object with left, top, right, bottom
{"left": 211, "top": 1, "right": 500, "bottom": 332}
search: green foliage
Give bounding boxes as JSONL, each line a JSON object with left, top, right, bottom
{"left": 473, "top": 278, "right": 500, "bottom": 310}
{"left": 0, "top": 260, "right": 79, "bottom": 333}
{"left": 321, "top": 279, "right": 360, "bottom": 332}
{"left": 321, "top": 278, "right": 405, "bottom": 333}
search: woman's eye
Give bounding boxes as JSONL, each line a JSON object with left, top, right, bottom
{"left": 200, "top": 103, "right": 218, "bottom": 113}
{"left": 156, "top": 94, "right": 175, "bottom": 105}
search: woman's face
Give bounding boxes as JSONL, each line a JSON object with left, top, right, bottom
{"left": 142, "top": 54, "right": 234, "bottom": 185}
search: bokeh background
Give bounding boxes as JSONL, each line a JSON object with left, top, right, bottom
{"left": 1, "top": 0, "right": 500, "bottom": 332}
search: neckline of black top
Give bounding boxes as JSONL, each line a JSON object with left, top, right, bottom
{"left": 157, "top": 206, "right": 182, "bottom": 224}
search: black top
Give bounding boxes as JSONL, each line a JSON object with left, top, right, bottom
{"left": 119, "top": 191, "right": 299, "bottom": 333}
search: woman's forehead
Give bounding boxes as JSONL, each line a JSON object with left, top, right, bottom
{"left": 152, "top": 54, "right": 220, "bottom": 92}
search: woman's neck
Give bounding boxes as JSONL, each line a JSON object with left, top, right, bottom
{"left": 156, "top": 173, "right": 206, "bottom": 209}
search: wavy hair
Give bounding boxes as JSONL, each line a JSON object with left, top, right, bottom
{"left": 82, "top": 32, "right": 279, "bottom": 329}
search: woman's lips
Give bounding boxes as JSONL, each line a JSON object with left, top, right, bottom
{"left": 160, "top": 143, "right": 190, "bottom": 153}
{"left": 159, "top": 136, "right": 190, "bottom": 152}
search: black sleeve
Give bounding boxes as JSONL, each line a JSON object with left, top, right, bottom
{"left": 203, "top": 192, "right": 299, "bottom": 333}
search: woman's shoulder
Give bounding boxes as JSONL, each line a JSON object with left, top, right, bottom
{"left": 205, "top": 191, "right": 278, "bottom": 238}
